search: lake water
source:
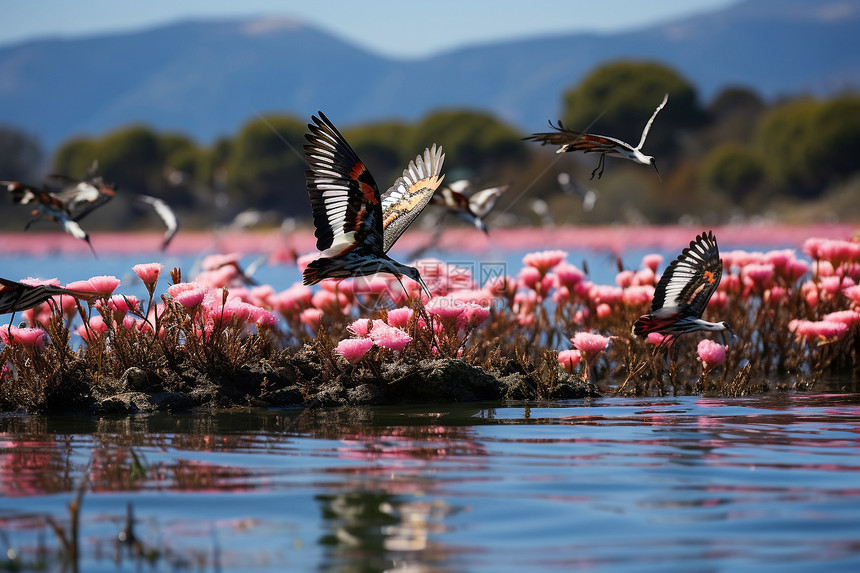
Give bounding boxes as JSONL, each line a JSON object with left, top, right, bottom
{"left": 2, "top": 393, "right": 860, "bottom": 572}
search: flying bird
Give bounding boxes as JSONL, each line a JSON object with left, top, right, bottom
{"left": 302, "top": 112, "right": 444, "bottom": 297}
{"left": 428, "top": 179, "right": 507, "bottom": 234}
{"left": 4, "top": 163, "right": 115, "bottom": 255}
{"left": 136, "top": 194, "right": 179, "bottom": 251}
{"left": 633, "top": 230, "right": 730, "bottom": 344}
{"left": 524, "top": 93, "right": 668, "bottom": 180}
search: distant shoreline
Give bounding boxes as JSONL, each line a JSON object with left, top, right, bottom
{"left": 0, "top": 224, "right": 856, "bottom": 257}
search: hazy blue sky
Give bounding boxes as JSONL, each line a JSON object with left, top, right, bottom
{"left": 4, "top": 0, "right": 739, "bottom": 57}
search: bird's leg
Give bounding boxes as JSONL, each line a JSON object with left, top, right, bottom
{"left": 590, "top": 154, "right": 606, "bottom": 180}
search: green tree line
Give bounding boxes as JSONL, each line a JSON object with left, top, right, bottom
{"left": 2, "top": 59, "right": 859, "bottom": 230}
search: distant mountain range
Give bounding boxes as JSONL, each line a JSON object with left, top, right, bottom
{"left": 1, "top": 0, "right": 858, "bottom": 150}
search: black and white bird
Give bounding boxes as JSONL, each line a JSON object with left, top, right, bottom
{"left": 301, "top": 112, "right": 444, "bottom": 297}
{"left": 136, "top": 194, "right": 179, "bottom": 251}
{"left": 524, "top": 93, "right": 668, "bottom": 180}
{"left": 429, "top": 179, "right": 506, "bottom": 234}
{"left": 633, "top": 230, "right": 730, "bottom": 343}
{"left": 4, "top": 162, "right": 116, "bottom": 255}
{"left": 0, "top": 276, "right": 96, "bottom": 331}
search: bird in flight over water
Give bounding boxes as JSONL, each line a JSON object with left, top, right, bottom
{"left": 633, "top": 230, "right": 730, "bottom": 346}
{"left": 302, "top": 112, "right": 445, "bottom": 297}
{"left": 524, "top": 93, "right": 668, "bottom": 180}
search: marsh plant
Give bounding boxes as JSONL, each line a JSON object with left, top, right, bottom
{"left": 1, "top": 237, "right": 859, "bottom": 411}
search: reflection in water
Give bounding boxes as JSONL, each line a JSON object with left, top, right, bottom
{"left": 0, "top": 396, "right": 859, "bottom": 571}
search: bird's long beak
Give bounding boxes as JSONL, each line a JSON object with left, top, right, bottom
{"left": 653, "top": 161, "right": 662, "bottom": 182}
{"left": 418, "top": 276, "right": 432, "bottom": 299}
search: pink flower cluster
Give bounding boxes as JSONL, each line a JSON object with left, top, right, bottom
{"left": 336, "top": 311, "right": 416, "bottom": 363}
{"left": 697, "top": 339, "right": 727, "bottom": 371}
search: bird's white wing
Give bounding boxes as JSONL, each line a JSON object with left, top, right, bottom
{"left": 636, "top": 93, "right": 669, "bottom": 151}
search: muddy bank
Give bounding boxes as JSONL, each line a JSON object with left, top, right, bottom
{"left": 68, "top": 346, "right": 598, "bottom": 415}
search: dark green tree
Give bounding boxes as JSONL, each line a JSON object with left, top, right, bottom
{"left": 702, "top": 143, "right": 765, "bottom": 203}
{"left": 755, "top": 99, "right": 819, "bottom": 196}
{"left": 227, "top": 115, "right": 306, "bottom": 214}
{"left": 52, "top": 137, "right": 99, "bottom": 178}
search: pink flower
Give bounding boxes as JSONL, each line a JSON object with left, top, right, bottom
{"left": 335, "top": 337, "right": 374, "bottom": 364}
{"left": 248, "top": 306, "right": 278, "bottom": 328}
{"left": 348, "top": 318, "right": 372, "bottom": 338}
{"left": 174, "top": 288, "right": 206, "bottom": 309}
{"left": 272, "top": 283, "right": 313, "bottom": 315}
{"left": 386, "top": 307, "right": 414, "bottom": 328}
{"left": 623, "top": 285, "right": 655, "bottom": 306}
{"left": 517, "top": 266, "right": 542, "bottom": 290}
{"left": 646, "top": 332, "right": 673, "bottom": 347}
{"left": 790, "top": 319, "right": 849, "bottom": 341}
{"left": 133, "top": 263, "right": 163, "bottom": 292}
{"left": 296, "top": 252, "right": 319, "bottom": 274}
{"left": 0, "top": 326, "right": 48, "bottom": 347}
{"left": 461, "top": 303, "right": 490, "bottom": 329}
{"left": 596, "top": 303, "right": 612, "bottom": 319}
{"left": 523, "top": 249, "right": 567, "bottom": 275}
{"left": 843, "top": 285, "right": 860, "bottom": 306}
{"left": 557, "top": 349, "right": 582, "bottom": 374}
{"left": 642, "top": 254, "right": 663, "bottom": 273}
{"left": 570, "top": 332, "right": 610, "bottom": 361}
{"left": 615, "top": 270, "right": 635, "bottom": 288}
{"left": 590, "top": 284, "right": 623, "bottom": 305}
{"left": 822, "top": 310, "right": 860, "bottom": 328}
{"left": 300, "top": 308, "right": 324, "bottom": 331}
{"left": 167, "top": 282, "right": 198, "bottom": 297}
{"left": 65, "top": 275, "right": 121, "bottom": 297}
{"left": 106, "top": 294, "right": 141, "bottom": 314}
{"left": 368, "top": 320, "right": 412, "bottom": 351}
{"left": 553, "top": 263, "right": 585, "bottom": 288}
{"left": 484, "top": 275, "right": 516, "bottom": 297}
{"left": 743, "top": 263, "right": 775, "bottom": 289}
{"left": 697, "top": 339, "right": 727, "bottom": 370}
{"left": 426, "top": 296, "right": 466, "bottom": 322}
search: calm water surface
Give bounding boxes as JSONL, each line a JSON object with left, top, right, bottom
{"left": 1, "top": 394, "right": 859, "bottom": 572}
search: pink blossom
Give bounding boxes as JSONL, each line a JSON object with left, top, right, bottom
{"left": 743, "top": 263, "right": 775, "bottom": 288}
{"left": 623, "top": 285, "right": 655, "bottom": 306}
{"left": 821, "top": 310, "right": 860, "bottom": 328}
{"left": 631, "top": 269, "right": 654, "bottom": 287}
{"left": 65, "top": 275, "right": 120, "bottom": 297}
{"left": 106, "top": 294, "right": 141, "bottom": 314}
{"left": 596, "top": 303, "right": 612, "bottom": 319}
{"left": 697, "top": 339, "right": 726, "bottom": 370}
{"left": 615, "top": 270, "right": 635, "bottom": 288}
{"left": 646, "top": 332, "right": 673, "bottom": 347}
{"left": 348, "top": 318, "right": 372, "bottom": 338}
{"left": 461, "top": 303, "right": 490, "bottom": 329}
{"left": 553, "top": 263, "right": 585, "bottom": 288}
{"left": 272, "top": 283, "right": 313, "bottom": 315}
{"left": 844, "top": 285, "right": 860, "bottom": 306}
{"left": 387, "top": 307, "right": 414, "bottom": 328}
{"left": 249, "top": 284, "right": 275, "bottom": 307}
{"left": 167, "top": 282, "right": 197, "bottom": 297}
{"left": 132, "top": 263, "right": 163, "bottom": 290}
{"left": 522, "top": 249, "right": 568, "bottom": 275}
{"left": 570, "top": 332, "right": 610, "bottom": 361}
{"left": 300, "top": 308, "right": 324, "bottom": 331}
{"left": 557, "top": 349, "right": 582, "bottom": 374}
{"left": 247, "top": 305, "right": 278, "bottom": 328}
{"left": 790, "top": 319, "right": 849, "bottom": 341}
{"left": 335, "top": 337, "right": 374, "bottom": 364}
{"left": 174, "top": 288, "right": 206, "bottom": 308}
{"left": 589, "top": 284, "right": 623, "bottom": 305}
{"left": 802, "top": 237, "right": 826, "bottom": 260}
{"left": 642, "top": 254, "right": 663, "bottom": 273}
{"left": 0, "top": 326, "right": 48, "bottom": 347}
{"left": 368, "top": 320, "right": 412, "bottom": 351}
{"left": 517, "top": 266, "right": 542, "bottom": 290}
{"left": 426, "top": 296, "right": 466, "bottom": 321}
{"left": 20, "top": 277, "right": 61, "bottom": 287}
